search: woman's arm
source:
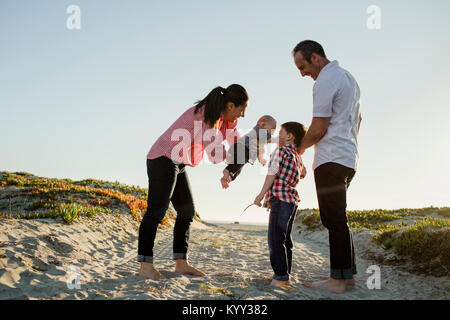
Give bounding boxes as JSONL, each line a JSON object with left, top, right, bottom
{"left": 204, "top": 119, "right": 241, "bottom": 165}
{"left": 223, "top": 119, "right": 241, "bottom": 146}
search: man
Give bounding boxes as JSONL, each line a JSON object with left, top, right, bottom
{"left": 293, "top": 40, "right": 362, "bottom": 294}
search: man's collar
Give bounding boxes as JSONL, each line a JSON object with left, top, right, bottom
{"left": 317, "top": 60, "right": 339, "bottom": 80}
{"left": 322, "top": 60, "right": 338, "bottom": 72}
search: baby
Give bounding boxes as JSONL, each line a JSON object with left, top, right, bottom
{"left": 220, "top": 115, "right": 277, "bottom": 189}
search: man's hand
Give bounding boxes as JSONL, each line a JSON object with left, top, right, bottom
{"left": 300, "top": 117, "right": 330, "bottom": 152}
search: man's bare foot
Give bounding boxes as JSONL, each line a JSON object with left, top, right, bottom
{"left": 174, "top": 259, "right": 206, "bottom": 277}
{"left": 270, "top": 279, "right": 290, "bottom": 288}
{"left": 320, "top": 275, "right": 355, "bottom": 286}
{"left": 303, "top": 278, "right": 346, "bottom": 294}
{"left": 138, "top": 262, "right": 166, "bottom": 280}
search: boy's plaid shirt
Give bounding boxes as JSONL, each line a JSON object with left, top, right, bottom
{"left": 263, "top": 143, "right": 306, "bottom": 208}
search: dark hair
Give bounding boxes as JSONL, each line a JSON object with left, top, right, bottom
{"left": 194, "top": 84, "right": 248, "bottom": 128}
{"left": 292, "top": 40, "right": 327, "bottom": 63}
{"left": 281, "top": 122, "right": 307, "bottom": 150}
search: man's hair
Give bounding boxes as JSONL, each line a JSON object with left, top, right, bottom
{"left": 281, "top": 122, "right": 307, "bottom": 149}
{"left": 292, "top": 40, "right": 327, "bottom": 63}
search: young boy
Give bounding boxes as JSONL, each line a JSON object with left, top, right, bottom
{"left": 220, "top": 115, "right": 277, "bottom": 189}
{"left": 253, "top": 121, "right": 307, "bottom": 288}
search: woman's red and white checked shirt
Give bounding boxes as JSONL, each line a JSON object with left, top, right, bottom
{"left": 263, "top": 143, "right": 306, "bottom": 207}
{"left": 147, "top": 105, "right": 240, "bottom": 167}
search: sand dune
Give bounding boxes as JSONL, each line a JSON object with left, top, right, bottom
{"left": 0, "top": 211, "right": 448, "bottom": 300}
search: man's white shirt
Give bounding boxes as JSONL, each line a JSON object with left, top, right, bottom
{"left": 312, "top": 60, "right": 361, "bottom": 171}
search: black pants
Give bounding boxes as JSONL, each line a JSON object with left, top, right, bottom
{"left": 225, "top": 143, "right": 250, "bottom": 181}
{"left": 138, "top": 156, "right": 196, "bottom": 263}
{"left": 314, "top": 162, "right": 356, "bottom": 279}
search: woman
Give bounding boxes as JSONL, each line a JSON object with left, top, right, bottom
{"left": 138, "top": 84, "right": 249, "bottom": 279}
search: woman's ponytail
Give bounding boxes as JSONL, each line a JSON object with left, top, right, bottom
{"left": 194, "top": 84, "right": 248, "bottom": 128}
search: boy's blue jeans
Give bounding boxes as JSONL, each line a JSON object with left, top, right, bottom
{"left": 268, "top": 197, "right": 298, "bottom": 281}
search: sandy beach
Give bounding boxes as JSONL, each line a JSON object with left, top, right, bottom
{"left": 0, "top": 210, "right": 448, "bottom": 300}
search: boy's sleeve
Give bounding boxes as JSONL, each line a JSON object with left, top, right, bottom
{"left": 267, "top": 147, "right": 282, "bottom": 175}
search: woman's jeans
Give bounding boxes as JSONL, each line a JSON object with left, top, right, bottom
{"left": 314, "top": 162, "right": 357, "bottom": 280}
{"left": 138, "top": 156, "right": 196, "bottom": 263}
{"left": 268, "top": 197, "right": 298, "bottom": 281}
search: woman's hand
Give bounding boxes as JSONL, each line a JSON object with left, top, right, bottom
{"left": 220, "top": 169, "right": 232, "bottom": 189}
{"left": 220, "top": 176, "right": 230, "bottom": 189}
{"left": 253, "top": 193, "right": 264, "bottom": 207}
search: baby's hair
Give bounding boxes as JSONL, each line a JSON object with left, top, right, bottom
{"left": 281, "top": 122, "right": 307, "bottom": 149}
{"left": 257, "top": 115, "right": 277, "bottom": 128}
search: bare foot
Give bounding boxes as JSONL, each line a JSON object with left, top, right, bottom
{"left": 320, "top": 275, "right": 355, "bottom": 286}
{"left": 303, "top": 278, "right": 346, "bottom": 294}
{"left": 174, "top": 259, "right": 206, "bottom": 277}
{"left": 220, "top": 177, "right": 230, "bottom": 189}
{"left": 270, "top": 279, "right": 290, "bottom": 288}
{"left": 138, "top": 262, "right": 166, "bottom": 280}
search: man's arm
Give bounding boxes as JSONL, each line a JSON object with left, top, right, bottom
{"left": 357, "top": 113, "right": 362, "bottom": 135}
{"left": 299, "top": 117, "right": 330, "bottom": 154}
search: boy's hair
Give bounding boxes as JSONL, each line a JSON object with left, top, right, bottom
{"left": 281, "top": 122, "right": 307, "bottom": 149}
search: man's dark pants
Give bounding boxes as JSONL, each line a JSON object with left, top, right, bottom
{"left": 314, "top": 162, "right": 356, "bottom": 280}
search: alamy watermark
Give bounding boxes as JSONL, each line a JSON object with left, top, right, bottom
{"left": 65, "top": 5, "right": 380, "bottom": 31}
{"left": 66, "top": 5, "right": 81, "bottom": 30}
{"left": 169, "top": 121, "right": 274, "bottom": 169}
{"left": 66, "top": 265, "right": 81, "bottom": 290}
{"left": 366, "top": 265, "right": 381, "bottom": 289}
{"left": 366, "top": 5, "right": 381, "bottom": 30}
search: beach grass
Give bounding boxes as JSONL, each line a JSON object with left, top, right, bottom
{"left": 0, "top": 171, "right": 196, "bottom": 226}
{"left": 297, "top": 208, "right": 450, "bottom": 277}
{"left": 2, "top": 170, "right": 448, "bottom": 278}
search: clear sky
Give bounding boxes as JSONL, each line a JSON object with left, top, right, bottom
{"left": 1, "top": 0, "right": 449, "bottom": 224}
